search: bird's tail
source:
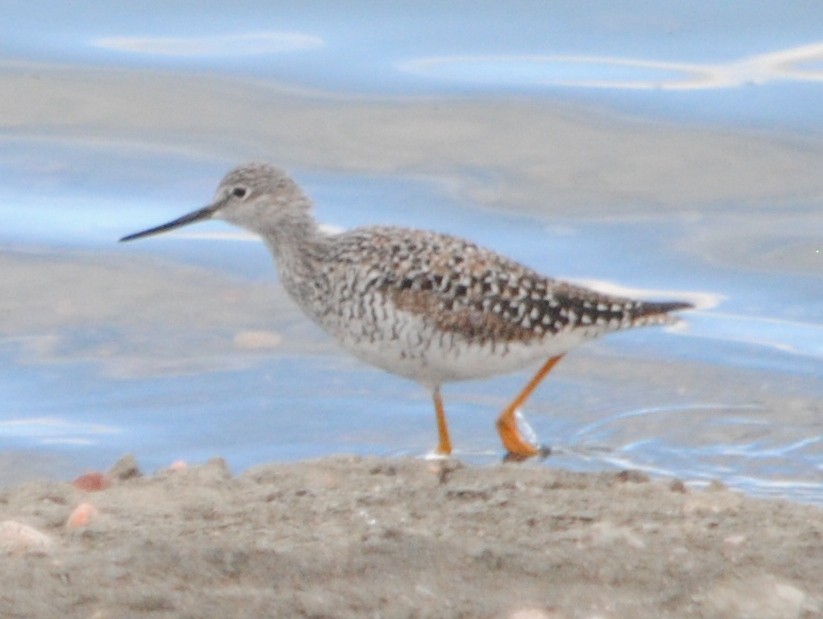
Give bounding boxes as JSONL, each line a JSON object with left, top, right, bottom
{"left": 630, "top": 300, "right": 694, "bottom": 326}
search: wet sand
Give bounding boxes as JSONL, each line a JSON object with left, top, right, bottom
{"left": 1, "top": 455, "right": 820, "bottom": 618}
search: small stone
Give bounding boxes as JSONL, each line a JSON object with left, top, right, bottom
{"left": 66, "top": 503, "right": 99, "bottom": 529}
{"left": 0, "top": 521, "right": 53, "bottom": 556}
{"left": 669, "top": 479, "right": 687, "bottom": 493}
{"left": 73, "top": 472, "right": 110, "bottom": 492}
{"left": 109, "top": 454, "right": 142, "bottom": 481}
{"left": 168, "top": 460, "right": 188, "bottom": 472}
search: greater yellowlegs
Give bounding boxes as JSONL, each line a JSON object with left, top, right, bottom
{"left": 121, "top": 163, "right": 692, "bottom": 459}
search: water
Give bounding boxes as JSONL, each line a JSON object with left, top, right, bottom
{"left": 1, "top": 2, "right": 821, "bottom": 503}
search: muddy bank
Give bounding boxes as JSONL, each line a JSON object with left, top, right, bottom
{"left": 0, "top": 455, "right": 820, "bottom": 618}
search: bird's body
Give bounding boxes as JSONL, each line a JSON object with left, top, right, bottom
{"left": 275, "top": 224, "right": 683, "bottom": 386}
{"left": 121, "top": 163, "right": 693, "bottom": 459}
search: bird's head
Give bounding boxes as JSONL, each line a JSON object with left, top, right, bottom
{"left": 120, "top": 162, "right": 309, "bottom": 242}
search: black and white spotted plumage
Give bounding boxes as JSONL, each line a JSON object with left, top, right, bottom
{"left": 316, "top": 226, "right": 688, "bottom": 343}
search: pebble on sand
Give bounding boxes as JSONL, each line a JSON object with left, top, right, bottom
{"left": 168, "top": 460, "right": 188, "bottom": 472}
{"left": 108, "top": 453, "right": 142, "bottom": 481}
{"left": 66, "top": 503, "right": 99, "bottom": 529}
{"left": 0, "top": 521, "right": 53, "bottom": 556}
{"left": 72, "top": 472, "right": 110, "bottom": 492}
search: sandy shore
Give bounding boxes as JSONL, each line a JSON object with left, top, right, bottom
{"left": 0, "top": 455, "right": 821, "bottom": 619}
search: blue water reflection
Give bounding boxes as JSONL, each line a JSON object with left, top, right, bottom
{"left": 1, "top": 2, "right": 821, "bottom": 503}
{"left": 4, "top": 2, "right": 823, "bottom": 128}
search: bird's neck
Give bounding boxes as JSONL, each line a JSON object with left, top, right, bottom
{"left": 262, "top": 209, "right": 331, "bottom": 300}
{"left": 264, "top": 210, "right": 322, "bottom": 253}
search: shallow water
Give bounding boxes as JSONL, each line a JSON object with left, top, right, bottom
{"left": 1, "top": 3, "right": 821, "bottom": 503}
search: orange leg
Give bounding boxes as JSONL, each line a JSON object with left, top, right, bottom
{"left": 496, "top": 355, "right": 564, "bottom": 460}
{"left": 432, "top": 386, "right": 453, "bottom": 456}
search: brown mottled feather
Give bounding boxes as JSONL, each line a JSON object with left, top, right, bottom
{"left": 320, "top": 226, "right": 690, "bottom": 347}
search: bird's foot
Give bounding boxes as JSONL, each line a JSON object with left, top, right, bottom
{"left": 496, "top": 408, "right": 547, "bottom": 461}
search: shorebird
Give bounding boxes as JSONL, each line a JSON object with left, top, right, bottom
{"left": 121, "top": 163, "right": 692, "bottom": 460}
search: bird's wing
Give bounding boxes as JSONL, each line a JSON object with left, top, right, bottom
{"left": 330, "top": 226, "right": 691, "bottom": 343}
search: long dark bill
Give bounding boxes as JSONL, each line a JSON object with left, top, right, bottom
{"left": 119, "top": 204, "right": 219, "bottom": 242}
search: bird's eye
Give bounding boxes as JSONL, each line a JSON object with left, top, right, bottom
{"left": 232, "top": 187, "right": 248, "bottom": 198}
